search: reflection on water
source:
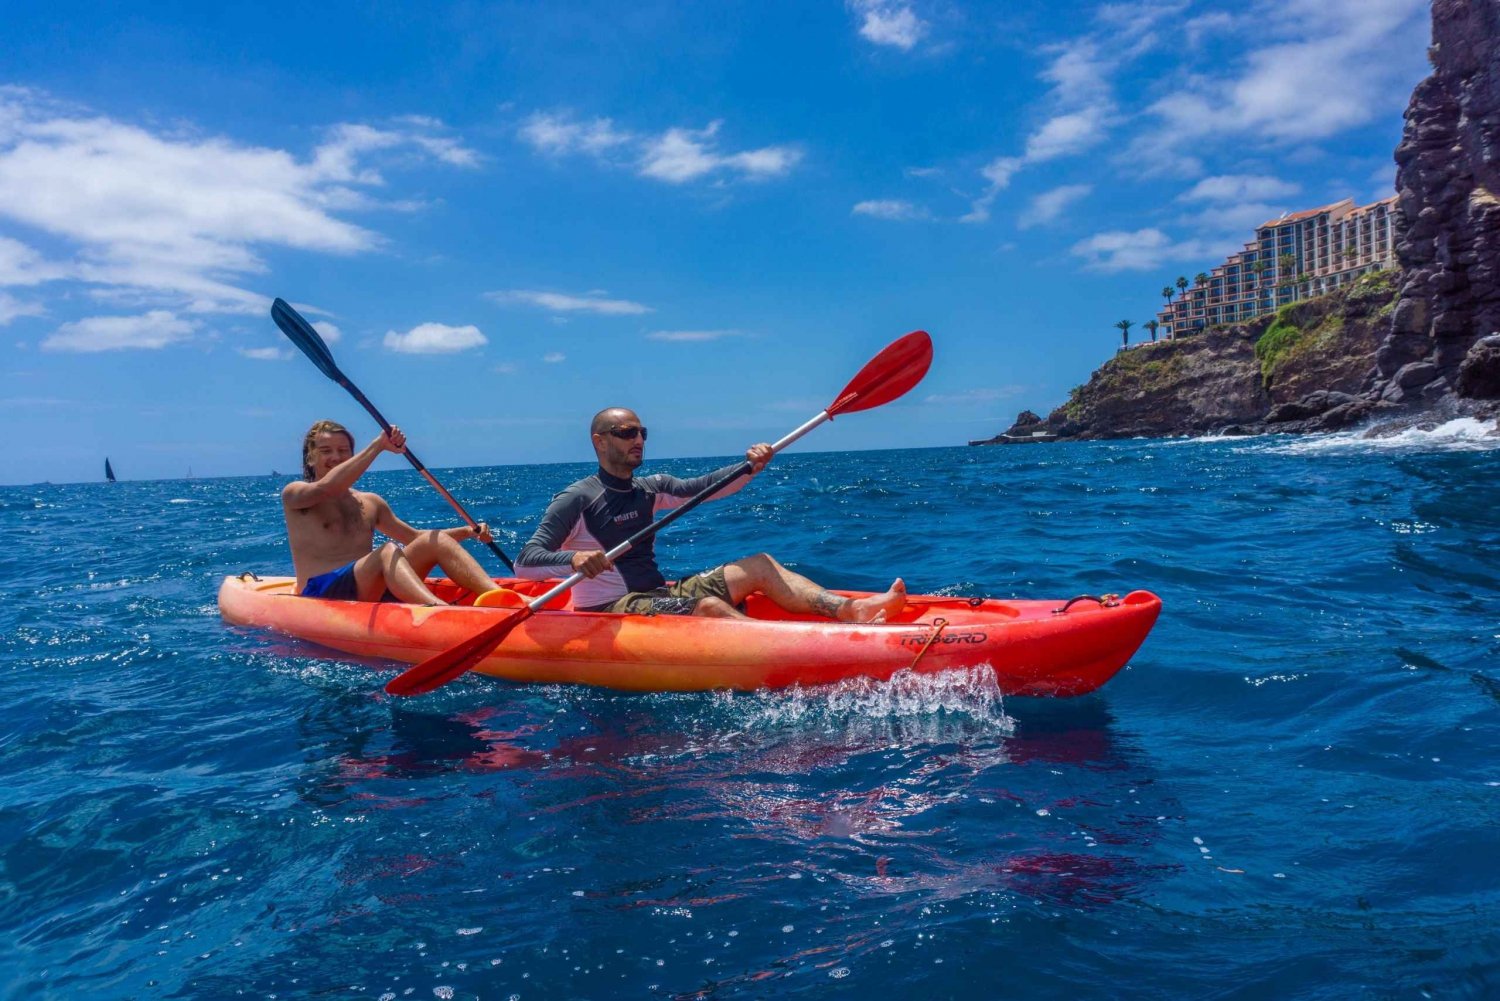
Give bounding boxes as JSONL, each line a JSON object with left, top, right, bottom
{"left": 301, "top": 670, "right": 1167, "bottom": 970}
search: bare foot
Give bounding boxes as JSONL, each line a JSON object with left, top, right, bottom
{"left": 839, "top": 579, "right": 906, "bottom": 623}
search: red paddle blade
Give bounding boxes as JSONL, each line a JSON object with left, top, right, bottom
{"left": 826, "top": 330, "right": 932, "bottom": 416}
{"left": 385, "top": 607, "right": 532, "bottom": 696}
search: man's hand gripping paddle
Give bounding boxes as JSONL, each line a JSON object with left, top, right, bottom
{"left": 384, "top": 330, "right": 933, "bottom": 697}
{"left": 271, "top": 298, "right": 515, "bottom": 572}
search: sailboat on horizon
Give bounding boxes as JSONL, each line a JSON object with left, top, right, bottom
{"left": 105, "top": 458, "right": 116, "bottom": 483}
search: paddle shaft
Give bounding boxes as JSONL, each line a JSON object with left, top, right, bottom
{"left": 518, "top": 410, "right": 832, "bottom": 613}
{"left": 272, "top": 298, "right": 515, "bottom": 572}
{"left": 342, "top": 377, "right": 514, "bottom": 572}
{"left": 383, "top": 329, "right": 932, "bottom": 697}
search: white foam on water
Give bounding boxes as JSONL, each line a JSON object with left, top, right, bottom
{"left": 720, "top": 666, "right": 1015, "bottom": 731}
{"left": 1257, "top": 416, "right": 1500, "bottom": 456}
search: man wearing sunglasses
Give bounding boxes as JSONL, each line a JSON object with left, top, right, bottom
{"left": 515, "top": 407, "right": 905, "bottom": 621}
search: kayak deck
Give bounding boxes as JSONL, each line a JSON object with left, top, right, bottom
{"left": 218, "top": 575, "right": 1162, "bottom": 696}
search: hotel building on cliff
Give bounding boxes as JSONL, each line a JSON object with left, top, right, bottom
{"left": 1156, "top": 196, "right": 1397, "bottom": 338}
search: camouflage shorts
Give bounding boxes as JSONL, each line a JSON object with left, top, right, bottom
{"left": 600, "top": 566, "right": 732, "bottom": 616}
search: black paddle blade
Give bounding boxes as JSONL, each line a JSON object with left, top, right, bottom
{"left": 826, "top": 330, "right": 932, "bottom": 416}
{"left": 385, "top": 607, "right": 533, "bottom": 696}
{"left": 271, "top": 298, "right": 343, "bottom": 382}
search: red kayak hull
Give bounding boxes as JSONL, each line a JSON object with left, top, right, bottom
{"left": 217, "top": 575, "right": 1161, "bottom": 696}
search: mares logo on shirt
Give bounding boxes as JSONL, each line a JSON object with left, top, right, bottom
{"left": 613, "top": 510, "right": 641, "bottom": 524}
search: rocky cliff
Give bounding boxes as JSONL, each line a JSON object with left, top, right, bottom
{"left": 982, "top": 0, "right": 1500, "bottom": 445}
{"left": 1381, "top": 0, "right": 1500, "bottom": 404}
{"left": 1021, "top": 272, "right": 1398, "bottom": 440}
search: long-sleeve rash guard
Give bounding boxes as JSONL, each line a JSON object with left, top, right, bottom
{"left": 515, "top": 463, "right": 752, "bottom": 610}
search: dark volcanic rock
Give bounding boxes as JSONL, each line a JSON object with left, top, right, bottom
{"left": 995, "top": 0, "right": 1500, "bottom": 445}
{"left": 1381, "top": 0, "right": 1500, "bottom": 400}
{"left": 1266, "top": 391, "right": 1360, "bottom": 424}
{"left": 1457, "top": 332, "right": 1500, "bottom": 397}
{"left": 1046, "top": 275, "right": 1399, "bottom": 439}
{"left": 1050, "top": 328, "right": 1266, "bottom": 438}
{"left": 1005, "top": 410, "right": 1042, "bottom": 434}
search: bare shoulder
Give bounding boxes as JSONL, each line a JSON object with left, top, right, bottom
{"left": 282, "top": 478, "right": 318, "bottom": 509}
{"left": 358, "top": 489, "right": 391, "bottom": 512}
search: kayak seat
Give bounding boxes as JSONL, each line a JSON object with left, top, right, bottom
{"left": 474, "top": 587, "right": 527, "bottom": 608}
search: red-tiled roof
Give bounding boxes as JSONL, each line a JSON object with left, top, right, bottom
{"left": 1257, "top": 198, "right": 1356, "bottom": 229}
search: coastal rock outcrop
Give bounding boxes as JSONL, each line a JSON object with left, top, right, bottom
{"left": 973, "top": 0, "right": 1500, "bottom": 446}
{"left": 1005, "top": 410, "right": 1043, "bottom": 435}
{"left": 1379, "top": 0, "right": 1500, "bottom": 401}
{"left": 1034, "top": 273, "right": 1398, "bottom": 439}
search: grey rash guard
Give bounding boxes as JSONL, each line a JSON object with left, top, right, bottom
{"left": 515, "top": 463, "right": 753, "bottom": 610}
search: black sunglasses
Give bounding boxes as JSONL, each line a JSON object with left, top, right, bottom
{"left": 605, "top": 425, "right": 648, "bottom": 441}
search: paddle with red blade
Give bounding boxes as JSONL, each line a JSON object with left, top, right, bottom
{"left": 385, "top": 329, "right": 933, "bottom": 697}
{"left": 271, "top": 297, "right": 515, "bottom": 572}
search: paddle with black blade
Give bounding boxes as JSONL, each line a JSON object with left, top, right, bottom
{"left": 384, "top": 329, "right": 933, "bottom": 697}
{"left": 270, "top": 297, "right": 515, "bottom": 572}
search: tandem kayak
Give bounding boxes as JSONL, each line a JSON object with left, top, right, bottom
{"left": 217, "top": 575, "right": 1161, "bottom": 696}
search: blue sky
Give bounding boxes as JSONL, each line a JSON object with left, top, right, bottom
{"left": 1, "top": 0, "right": 1431, "bottom": 484}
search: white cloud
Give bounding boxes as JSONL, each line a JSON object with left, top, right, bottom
{"left": 638, "top": 122, "right": 800, "bottom": 184}
{"left": 310, "top": 320, "right": 342, "bottom": 344}
{"left": 0, "top": 89, "right": 476, "bottom": 316}
{"left": 493, "top": 362, "right": 518, "bottom": 374}
{"left": 1178, "top": 174, "right": 1302, "bottom": 203}
{"left": 521, "top": 111, "right": 800, "bottom": 185}
{"left": 964, "top": 36, "right": 1115, "bottom": 223}
{"left": 1037, "top": 39, "right": 1112, "bottom": 106}
{"left": 1172, "top": 175, "right": 1302, "bottom": 236}
{"left": 542, "top": 351, "right": 565, "bottom": 363}
{"left": 849, "top": 1, "right": 928, "bottom": 50}
{"left": 41, "top": 310, "right": 198, "bottom": 352}
{"left": 0, "top": 235, "right": 67, "bottom": 286}
{"left": 1070, "top": 228, "right": 1237, "bottom": 272}
{"left": 646, "top": 329, "right": 741, "bottom": 342}
{"left": 1182, "top": 10, "right": 1236, "bottom": 45}
{"left": 1022, "top": 106, "right": 1109, "bottom": 162}
{"left": 960, "top": 157, "right": 1022, "bottom": 223}
{"left": 1094, "top": 1, "right": 1189, "bottom": 37}
{"left": 518, "top": 113, "right": 632, "bottom": 156}
{"left": 487, "top": 289, "right": 652, "bottom": 316}
{"left": 0, "top": 291, "right": 41, "bottom": 325}
{"left": 1139, "top": 0, "right": 1428, "bottom": 149}
{"left": 852, "top": 199, "right": 930, "bottom": 221}
{"left": 383, "top": 322, "right": 487, "bottom": 354}
{"left": 1018, "top": 184, "right": 1093, "bottom": 229}
{"left": 237, "top": 345, "right": 289, "bottom": 361}
{"left": 1183, "top": 201, "right": 1288, "bottom": 234}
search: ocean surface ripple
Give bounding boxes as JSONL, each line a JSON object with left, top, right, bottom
{"left": 2, "top": 433, "right": 1497, "bottom": 999}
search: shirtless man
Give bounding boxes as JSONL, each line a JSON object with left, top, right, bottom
{"left": 515, "top": 407, "right": 905, "bottom": 621}
{"left": 283, "top": 419, "right": 497, "bottom": 605}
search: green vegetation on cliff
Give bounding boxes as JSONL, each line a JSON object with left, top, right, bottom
{"left": 1254, "top": 270, "right": 1396, "bottom": 390}
{"left": 1048, "top": 269, "right": 1399, "bottom": 437}
{"left": 1064, "top": 343, "right": 1185, "bottom": 420}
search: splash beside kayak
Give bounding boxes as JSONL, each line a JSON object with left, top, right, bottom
{"left": 218, "top": 575, "right": 1161, "bottom": 695}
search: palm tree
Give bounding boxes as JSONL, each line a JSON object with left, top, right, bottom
{"left": 1145, "top": 320, "right": 1159, "bottom": 342}
{"left": 1175, "top": 276, "right": 1189, "bottom": 298}
{"left": 1115, "top": 319, "right": 1133, "bottom": 349}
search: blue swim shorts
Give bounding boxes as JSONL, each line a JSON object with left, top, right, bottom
{"left": 301, "top": 561, "right": 360, "bottom": 600}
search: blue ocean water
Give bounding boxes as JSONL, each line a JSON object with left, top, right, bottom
{"left": 2, "top": 424, "right": 1498, "bottom": 1000}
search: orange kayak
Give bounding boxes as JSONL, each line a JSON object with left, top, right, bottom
{"left": 217, "top": 575, "right": 1161, "bottom": 696}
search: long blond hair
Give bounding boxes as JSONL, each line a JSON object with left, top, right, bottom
{"left": 301, "top": 420, "right": 354, "bottom": 480}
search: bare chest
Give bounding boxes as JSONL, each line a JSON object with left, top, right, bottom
{"left": 292, "top": 492, "right": 375, "bottom": 541}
